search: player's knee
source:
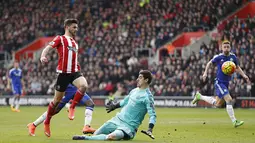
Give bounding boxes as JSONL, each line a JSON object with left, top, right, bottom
{"left": 78, "top": 84, "right": 88, "bottom": 93}
{"left": 106, "top": 134, "right": 116, "bottom": 140}
{"left": 226, "top": 100, "right": 232, "bottom": 105}
{"left": 214, "top": 103, "right": 222, "bottom": 108}
{"left": 53, "top": 109, "right": 60, "bottom": 115}
{"left": 86, "top": 100, "right": 95, "bottom": 107}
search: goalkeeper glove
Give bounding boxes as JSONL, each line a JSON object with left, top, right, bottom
{"left": 105, "top": 100, "right": 120, "bottom": 113}
{"left": 141, "top": 123, "right": 155, "bottom": 139}
{"left": 141, "top": 129, "right": 155, "bottom": 139}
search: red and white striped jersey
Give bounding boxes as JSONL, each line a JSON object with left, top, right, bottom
{"left": 49, "top": 35, "right": 80, "bottom": 73}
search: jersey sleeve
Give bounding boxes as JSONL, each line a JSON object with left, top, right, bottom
{"left": 120, "top": 89, "right": 135, "bottom": 107}
{"left": 48, "top": 36, "right": 61, "bottom": 48}
{"left": 9, "top": 70, "right": 13, "bottom": 78}
{"left": 145, "top": 95, "right": 157, "bottom": 125}
{"left": 233, "top": 55, "right": 239, "bottom": 66}
{"left": 20, "top": 70, "right": 22, "bottom": 79}
{"left": 211, "top": 54, "right": 220, "bottom": 64}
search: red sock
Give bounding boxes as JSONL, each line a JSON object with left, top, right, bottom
{"left": 44, "top": 102, "right": 55, "bottom": 124}
{"left": 70, "top": 90, "right": 84, "bottom": 109}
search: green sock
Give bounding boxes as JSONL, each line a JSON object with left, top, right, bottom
{"left": 86, "top": 134, "right": 107, "bottom": 140}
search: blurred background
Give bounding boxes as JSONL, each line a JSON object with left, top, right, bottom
{"left": 0, "top": 0, "right": 255, "bottom": 107}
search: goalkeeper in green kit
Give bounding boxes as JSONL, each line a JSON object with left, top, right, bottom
{"left": 73, "top": 70, "right": 156, "bottom": 141}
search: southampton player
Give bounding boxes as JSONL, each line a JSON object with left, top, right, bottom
{"left": 73, "top": 70, "right": 156, "bottom": 141}
{"left": 192, "top": 40, "right": 250, "bottom": 127}
{"left": 7, "top": 61, "right": 25, "bottom": 112}
{"left": 27, "top": 84, "right": 95, "bottom": 136}
{"left": 40, "top": 19, "right": 89, "bottom": 137}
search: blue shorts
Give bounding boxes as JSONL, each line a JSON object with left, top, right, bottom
{"left": 214, "top": 80, "right": 229, "bottom": 98}
{"left": 12, "top": 85, "right": 22, "bottom": 95}
{"left": 56, "top": 91, "right": 91, "bottom": 111}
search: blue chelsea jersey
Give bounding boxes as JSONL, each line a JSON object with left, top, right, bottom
{"left": 211, "top": 52, "right": 239, "bottom": 83}
{"left": 9, "top": 68, "right": 22, "bottom": 86}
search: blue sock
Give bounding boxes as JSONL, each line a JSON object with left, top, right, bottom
{"left": 86, "top": 134, "right": 107, "bottom": 140}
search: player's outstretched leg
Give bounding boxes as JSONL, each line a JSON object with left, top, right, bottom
{"left": 233, "top": 120, "right": 244, "bottom": 128}
{"left": 68, "top": 90, "right": 83, "bottom": 120}
{"left": 83, "top": 104, "right": 96, "bottom": 134}
{"left": 27, "top": 111, "right": 47, "bottom": 136}
{"left": 44, "top": 101, "right": 56, "bottom": 137}
{"left": 73, "top": 130, "right": 124, "bottom": 141}
{"left": 192, "top": 92, "right": 201, "bottom": 104}
{"left": 192, "top": 92, "right": 216, "bottom": 105}
{"left": 27, "top": 123, "right": 36, "bottom": 136}
{"left": 224, "top": 95, "right": 244, "bottom": 128}
{"left": 70, "top": 76, "right": 88, "bottom": 120}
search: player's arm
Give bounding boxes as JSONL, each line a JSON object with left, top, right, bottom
{"left": 7, "top": 77, "right": 11, "bottom": 90}
{"left": 40, "top": 36, "right": 60, "bottom": 63}
{"left": 202, "top": 59, "right": 213, "bottom": 80}
{"left": 7, "top": 70, "right": 12, "bottom": 90}
{"left": 235, "top": 66, "right": 250, "bottom": 83}
{"left": 203, "top": 55, "right": 218, "bottom": 81}
{"left": 21, "top": 78, "right": 26, "bottom": 93}
{"left": 105, "top": 89, "right": 133, "bottom": 113}
{"left": 141, "top": 95, "right": 156, "bottom": 139}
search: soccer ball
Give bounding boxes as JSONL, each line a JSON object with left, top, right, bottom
{"left": 221, "top": 61, "right": 236, "bottom": 75}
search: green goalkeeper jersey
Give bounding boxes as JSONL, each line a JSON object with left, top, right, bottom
{"left": 110, "top": 87, "right": 156, "bottom": 132}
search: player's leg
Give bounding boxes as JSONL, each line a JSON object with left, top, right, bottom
{"left": 192, "top": 91, "right": 216, "bottom": 105}
{"left": 73, "top": 129, "right": 125, "bottom": 140}
{"left": 14, "top": 87, "right": 22, "bottom": 112}
{"left": 80, "top": 94, "right": 95, "bottom": 134}
{"left": 69, "top": 72, "right": 88, "bottom": 120}
{"left": 44, "top": 74, "right": 69, "bottom": 137}
{"left": 224, "top": 94, "right": 244, "bottom": 127}
{"left": 27, "top": 111, "right": 47, "bottom": 136}
{"left": 73, "top": 122, "right": 118, "bottom": 140}
{"left": 10, "top": 86, "right": 18, "bottom": 111}
{"left": 27, "top": 92, "right": 73, "bottom": 137}
{"left": 214, "top": 96, "right": 225, "bottom": 107}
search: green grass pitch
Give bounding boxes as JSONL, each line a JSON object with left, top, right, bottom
{"left": 0, "top": 106, "right": 254, "bottom": 143}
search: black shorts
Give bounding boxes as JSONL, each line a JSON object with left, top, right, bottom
{"left": 55, "top": 72, "right": 82, "bottom": 92}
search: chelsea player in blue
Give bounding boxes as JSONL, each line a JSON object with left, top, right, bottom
{"left": 7, "top": 61, "right": 25, "bottom": 112}
{"left": 73, "top": 70, "right": 157, "bottom": 141}
{"left": 192, "top": 40, "right": 250, "bottom": 128}
{"left": 27, "top": 84, "right": 96, "bottom": 136}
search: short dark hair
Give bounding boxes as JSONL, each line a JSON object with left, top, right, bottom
{"left": 139, "top": 70, "right": 153, "bottom": 84}
{"left": 64, "top": 19, "right": 78, "bottom": 27}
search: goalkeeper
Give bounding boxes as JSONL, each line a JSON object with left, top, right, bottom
{"left": 73, "top": 70, "right": 156, "bottom": 141}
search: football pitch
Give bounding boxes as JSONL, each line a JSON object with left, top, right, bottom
{"left": 0, "top": 106, "right": 254, "bottom": 143}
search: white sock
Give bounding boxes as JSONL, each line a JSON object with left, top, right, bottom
{"left": 200, "top": 95, "right": 216, "bottom": 105}
{"left": 84, "top": 109, "right": 93, "bottom": 126}
{"left": 33, "top": 111, "right": 47, "bottom": 126}
{"left": 65, "top": 103, "right": 71, "bottom": 109}
{"left": 226, "top": 105, "right": 236, "bottom": 122}
{"left": 11, "top": 97, "right": 16, "bottom": 107}
{"left": 15, "top": 99, "right": 20, "bottom": 110}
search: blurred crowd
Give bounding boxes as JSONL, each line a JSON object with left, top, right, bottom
{"left": 0, "top": 0, "right": 244, "bottom": 53}
{"left": 1, "top": 0, "right": 254, "bottom": 97}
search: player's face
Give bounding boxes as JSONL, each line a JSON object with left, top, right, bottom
{"left": 14, "top": 62, "right": 19, "bottom": 68}
{"left": 136, "top": 74, "right": 148, "bottom": 88}
{"left": 67, "top": 23, "right": 78, "bottom": 37}
{"left": 222, "top": 44, "right": 231, "bottom": 55}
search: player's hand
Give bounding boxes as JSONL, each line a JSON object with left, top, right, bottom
{"left": 141, "top": 129, "right": 155, "bottom": 139}
{"left": 243, "top": 75, "right": 251, "bottom": 84}
{"left": 105, "top": 100, "right": 119, "bottom": 113}
{"left": 202, "top": 73, "right": 207, "bottom": 82}
{"left": 105, "top": 102, "right": 116, "bottom": 113}
{"left": 40, "top": 56, "right": 48, "bottom": 64}
{"left": 6, "top": 85, "right": 10, "bottom": 90}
